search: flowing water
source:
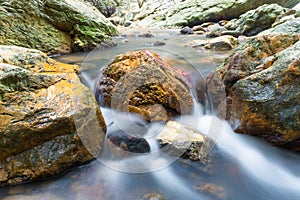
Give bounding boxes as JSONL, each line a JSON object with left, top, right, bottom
{"left": 1, "top": 28, "right": 300, "bottom": 200}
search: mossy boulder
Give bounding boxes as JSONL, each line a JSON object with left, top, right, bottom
{"left": 132, "top": 0, "right": 299, "bottom": 27}
{"left": 260, "top": 17, "right": 300, "bottom": 35}
{"left": 208, "top": 34, "right": 300, "bottom": 151}
{"left": 225, "top": 4, "right": 287, "bottom": 36}
{"left": 95, "top": 50, "right": 194, "bottom": 121}
{"left": 0, "top": 0, "right": 117, "bottom": 55}
{"left": 0, "top": 45, "right": 106, "bottom": 185}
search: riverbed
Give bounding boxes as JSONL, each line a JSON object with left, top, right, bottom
{"left": 1, "top": 28, "right": 300, "bottom": 200}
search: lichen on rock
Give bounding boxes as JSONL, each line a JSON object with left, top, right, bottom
{"left": 95, "top": 50, "right": 194, "bottom": 121}
{"left": 0, "top": 0, "right": 118, "bottom": 55}
{"left": 0, "top": 45, "right": 106, "bottom": 185}
{"left": 208, "top": 34, "right": 300, "bottom": 151}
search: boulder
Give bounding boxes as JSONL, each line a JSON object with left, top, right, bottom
{"left": 107, "top": 130, "right": 151, "bottom": 154}
{"left": 0, "top": 45, "right": 106, "bottom": 185}
{"left": 189, "top": 35, "right": 239, "bottom": 51}
{"left": 95, "top": 50, "right": 194, "bottom": 121}
{"left": 206, "top": 24, "right": 228, "bottom": 38}
{"left": 83, "top": 0, "right": 116, "bottom": 17}
{"left": 132, "top": 0, "right": 299, "bottom": 27}
{"left": 208, "top": 34, "right": 300, "bottom": 151}
{"left": 157, "top": 121, "right": 211, "bottom": 162}
{"left": 0, "top": 0, "right": 117, "bottom": 55}
{"left": 225, "top": 4, "right": 287, "bottom": 36}
{"left": 260, "top": 17, "right": 300, "bottom": 35}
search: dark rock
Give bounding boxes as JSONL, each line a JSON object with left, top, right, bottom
{"left": 180, "top": 26, "right": 194, "bottom": 34}
{"left": 95, "top": 50, "right": 194, "bottom": 121}
{"left": 124, "top": 21, "right": 132, "bottom": 27}
{"left": 84, "top": 0, "right": 116, "bottom": 17}
{"left": 107, "top": 130, "right": 150, "bottom": 154}
{"left": 0, "top": 45, "right": 106, "bottom": 185}
{"left": 145, "top": 41, "right": 166, "bottom": 46}
{"left": 138, "top": 32, "right": 155, "bottom": 37}
{"left": 208, "top": 34, "right": 300, "bottom": 151}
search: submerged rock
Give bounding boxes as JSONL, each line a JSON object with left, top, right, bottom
{"left": 225, "top": 4, "right": 287, "bottom": 36}
{"left": 0, "top": 0, "right": 117, "bottom": 55}
{"left": 157, "top": 121, "right": 211, "bottom": 162}
{"left": 0, "top": 45, "right": 106, "bottom": 185}
{"left": 208, "top": 34, "right": 300, "bottom": 151}
{"left": 140, "top": 192, "right": 166, "bottom": 200}
{"left": 194, "top": 183, "right": 227, "bottom": 200}
{"left": 95, "top": 50, "right": 194, "bottom": 121}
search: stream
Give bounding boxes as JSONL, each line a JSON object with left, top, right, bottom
{"left": 1, "top": 28, "right": 300, "bottom": 200}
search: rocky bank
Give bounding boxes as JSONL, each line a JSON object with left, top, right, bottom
{"left": 0, "top": 46, "right": 106, "bottom": 185}
{"left": 0, "top": 0, "right": 117, "bottom": 55}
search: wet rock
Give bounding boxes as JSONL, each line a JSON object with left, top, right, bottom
{"left": 145, "top": 41, "right": 166, "bottom": 47}
{"left": 200, "top": 22, "right": 215, "bottom": 28}
{"left": 206, "top": 25, "right": 227, "bottom": 38}
{"left": 190, "top": 35, "right": 239, "bottom": 51}
{"left": 107, "top": 130, "right": 150, "bottom": 154}
{"left": 194, "top": 183, "right": 227, "bottom": 200}
{"left": 0, "top": 45, "right": 106, "bottom": 185}
{"left": 194, "top": 31, "right": 206, "bottom": 35}
{"left": 208, "top": 34, "right": 300, "bottom": 151}
{"left": 83, "top": 0, "right": 116, "bottom": 17}
{"left": 138, "top": 32, "right": 155, "bottom": 38}
{"left": 221, "top": 30, "right": 242, "bottom": 38}
{"left": 140, "top": 192, "right": 166, "bottom": 200}
{"left": 180, "top": 26, "right": 193, "bottom": 34}
{"left": 259, "top": 17, "right": 300, "bottom": 35}
{"left": 157, "top": 121, "right": 211, "bottom": 162}
{"left": 95, "top": 50, "right": 194, "bottom": 121}
{"left": 192, "top": 25, "right": 206, "bottom": 32}
{"left": 218, "top": 20, "right": 229, "bottom": 26}
{"left": 132, "top": 0, "right": 298, "bottom": 27}
{"left": 225, "top": 4, "right": 287, "bottom": 36}
{"left": 0, "top": 0, "right": 117, "bottom": 55}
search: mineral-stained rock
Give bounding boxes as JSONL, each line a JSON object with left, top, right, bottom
{"left": 95, "top": 50, "right": 194, "bottom": 121}
{"left": 0, "top": 45, "right": 106, "bottom": 185}
{"left": 225, "top": 4, "right": 287, "bottom": 36}
{"left": 208, "top": 34, "right": 300, "bottom": 151}
{"left": 0, "top": 0, "right": 117, "bottom": 55}
{"left": 156, "top": 121, "right": 211, "bottom": 162}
